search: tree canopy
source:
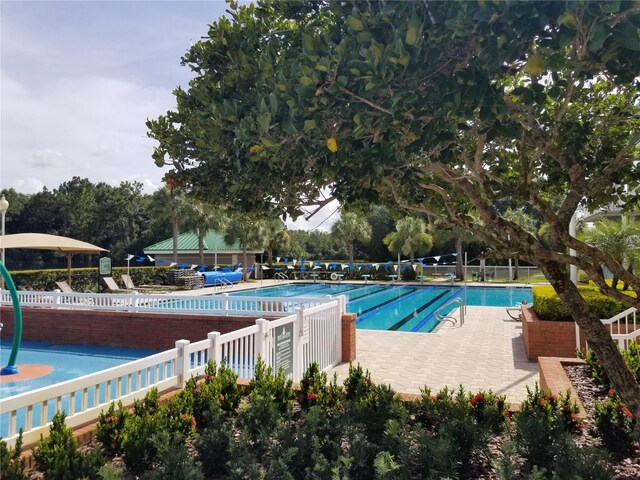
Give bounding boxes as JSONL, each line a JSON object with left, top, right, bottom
{"left": 148, "top": 0, "right": 640, "bottom": 415}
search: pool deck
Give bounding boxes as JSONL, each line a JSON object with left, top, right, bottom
{"left": 329, "top": 305, "right": 538, "bottom": 404}
{"left": 177, "top": 280, "right": 539, "bottom": 403}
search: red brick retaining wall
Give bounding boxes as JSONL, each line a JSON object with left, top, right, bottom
{"left": 341, "top": 313, "right": 357, "bottom": 362}
{"left": 522, "top": 306, "right": 579, "bottom": 361}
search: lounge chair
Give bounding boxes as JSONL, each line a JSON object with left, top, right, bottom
{"left": 121, "top": 274, "right": 154, "bottom": 291}
{"left": 55, "top": 281, "right": 74, "bottom": 293}
{"left": 506, "top": 306, "right": 522, "bottom": 321}
{"left": 102, "top": 276, "right": 127, "bottom": 293}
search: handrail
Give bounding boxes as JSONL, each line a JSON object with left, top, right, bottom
{"left": 434, "top": 297, "right": 465, "bottom": 326}
{"left": 274, "top": 272, "right": 288, "bottom": 283}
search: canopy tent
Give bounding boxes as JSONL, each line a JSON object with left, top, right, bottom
{"left": 0, "top": 233, "right": 107, "bottom": 286}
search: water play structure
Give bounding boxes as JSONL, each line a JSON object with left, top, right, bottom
{"left": 0, "top": 261, "right": 22, "bottom": 375}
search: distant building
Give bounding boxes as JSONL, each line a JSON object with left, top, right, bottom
{"left": 144, "top": 230, "right": 263, "bottom": 266}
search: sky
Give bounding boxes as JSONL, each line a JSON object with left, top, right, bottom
{"left": 0, "top": 0, "right": 338, "bottom": 231}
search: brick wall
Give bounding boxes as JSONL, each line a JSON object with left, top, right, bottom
{"left": 522, "top": 306, "right": 578, "bottom": 361}
{"left": 0, "top": 306, "right": 260, "bottom": 350}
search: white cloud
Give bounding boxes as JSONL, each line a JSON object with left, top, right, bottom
{"left": 11, "top": 177, "right": 44, "bottom": 194}
{"left": 286, "top": 199, "right": 341, "bottom": 232}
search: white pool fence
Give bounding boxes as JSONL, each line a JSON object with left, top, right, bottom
{"left": 0, "top": 297, "right": 345, "bottom": 448}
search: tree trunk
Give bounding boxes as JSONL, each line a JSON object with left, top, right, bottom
{"left": 514, "top": 258, "right": 519, "bottom": 280}
{"left": 349, "top": 243, "right": 354, "bottom": 266}
{"left": 541, "top": 261, "right": 640, "bottom": 417}
{"left": 268, "top": 248, "right": 273, "bottom": 265}
{"left": 242, "top": 245, "right": 248, "bottom": 282}
{"left": 455, "top": 237, "right": 464, "bottom": 280}
{"left": 172, "top": 217, "right": 179, "bottom": 263}
{"left": 198, "top": 230, "right": 205, "bottom": 265}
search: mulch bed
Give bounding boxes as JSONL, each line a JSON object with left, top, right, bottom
{"left": 564, "top": 364, "right": 640, "bottom": 479}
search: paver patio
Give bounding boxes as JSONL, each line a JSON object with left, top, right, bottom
{"left": 329, "top": 306, "right": 538, "bottom": 404}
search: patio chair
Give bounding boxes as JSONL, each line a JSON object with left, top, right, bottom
{"left": 506, "top": 306, "right": 522, "bottom": 321}
{"left": 102, "top": 276, "right": 127, "bottom": 293}
{"left": 55, "top": 281, "right": 74, "bottom": 293}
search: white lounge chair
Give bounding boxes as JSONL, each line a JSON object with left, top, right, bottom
{"left": 55, "top": 281, "right": 74, "bottom": 293}
{"left": 102, "top": 276, "right": 127, "bottom": 293}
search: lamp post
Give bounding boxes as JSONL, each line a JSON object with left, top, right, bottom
{"left": 0, "top": 194, "right": 9, "bottom": 289}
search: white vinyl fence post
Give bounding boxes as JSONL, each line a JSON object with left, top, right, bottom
{"left": 207, "top": 331, "right": 220, "bottom": 367}
{"left": 293, "top": 308, "right": 304, "bottom": 382}
{"left": 255, "top": 318, "right": 269, "bottom": 365}
{"left": 53, "top": 290, "right": 61, "bottom": 308}
{"left": 222, "top": 293, "right": 229, "bottom": 316}
{"left": 175, "top": 339, "right": 191, "bottom": 389}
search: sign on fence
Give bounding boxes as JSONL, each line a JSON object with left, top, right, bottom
{"left": 99, "top": 257, "right": 112, "bottom": 275}
{"left": 274, "top": 323, "right": 294, "bottom": 376}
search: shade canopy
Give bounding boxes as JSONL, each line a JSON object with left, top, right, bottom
{"left": 0, "top": 233, "right": 107, "bottom": 286}
{"left": 0, "top": 233, "right": 107, "bottom": 253}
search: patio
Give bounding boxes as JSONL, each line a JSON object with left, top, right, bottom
{"left": 329, "top": 306, "right": 538, "bottom": 404}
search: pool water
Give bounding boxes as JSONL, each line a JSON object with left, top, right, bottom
{"left": 231, "top": 284, "right": 532, "bottom": 333}
{"left": 0, "top": 340, "right": 157, "bottom": 437}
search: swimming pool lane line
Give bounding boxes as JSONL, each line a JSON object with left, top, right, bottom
{"left": 354, "top": 287, "right": 423, "bottom": 323}
{"left": 387, "top": 289, "right": 452, "bottom": 331}
{"left": 410, "top": 287, "right": 466, "bottom": 332}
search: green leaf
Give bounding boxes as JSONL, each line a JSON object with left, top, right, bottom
{"left": 600, "top": 1, "right": 620, "bottom": 13}
{"left": 269, "top": 92, "right": 279, "bottom": 116}
{"left": 589, "top": 23, "right": 609, "bottom": 53}
{"left": 300, "top": 76, "right": 315, "bottom": 86}
{"left": 365, "top": 82, "right": 377, "bottom": 91}
{"left": 557, "top": 12, "right": 578, "bottom": 30}
{"left": 613, "top": 23, "right": 640, "bottom": 51}
{"left": 257, "top": 112, "right": 271, "bottom": 133}
{"left": 303, "top": 119, "right": 316, "bottom": 131}
{"left": 405, "top": 14, "right": 422, "bottom": 46}
{"left": 302, "top": 33, "right": 314, "bottom": 53}
{"left": 356, "top": 31, "right": 372, "bottom": 43}
{"left": 347, "top": 15, "right": 364, "bottom": 32}
{"left": 315, "top": 63, "right": 328, "bottom": 72}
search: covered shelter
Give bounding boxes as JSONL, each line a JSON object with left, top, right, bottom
{"left": 0, "top": 233, "right": 107, "bottom": 287}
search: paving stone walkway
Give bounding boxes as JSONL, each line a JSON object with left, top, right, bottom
{"left": 329, "top": 306, "right": 539, "bottom": 404}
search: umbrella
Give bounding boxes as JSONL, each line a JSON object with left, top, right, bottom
{"left": 0, "top": 233, "right": 107, "bottom": 286}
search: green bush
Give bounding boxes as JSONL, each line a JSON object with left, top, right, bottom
{"left": 195, "top": 409, "right": 231, "bottom": 478}
{"left": 594, "top": 392, "right": 636, "bottom": 455}
{"left": 204, "top": 360, "right": 243, "bottom": 412}
{"left": 513, "top": 384, "right": 583, "bottom": 475}
{"left": 0, "top": 430, "right": 28, "bottom": 480}
{"left": 33, "top": 412, "right": 105, "bottom": 480}
{"left": 9, "top": 266, "right": 169, "bottom": 292}
{"left": 120, "top": 414, "right": 160, "bottom": 475}
{"left": 532, "top": 285, "right": 636, "bottom": 321}
{"left": 250, "top": 357, "right": 294, "bottom": 415}
{"left": 96, "top": 401, "right": 129, "bottom": 456}
{"left": 141, "top": 431, "right": 203, "bottom": 480}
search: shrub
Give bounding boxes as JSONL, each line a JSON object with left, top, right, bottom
{"left": 195, "top": 409, "right": 231, "bottom": 478}
{"left": 577, "top": 348, "right": 610, "bottom": 386}
{"left": 96, "top": 401, "right": 129, "bottom": 456}
{"left": 237, "top": 390, "right": 282, "bottom": 444}
{"left": 344, "top": 363, "right": 375, "bottom": 401}
{"left": 514, "top": 384, "right": 583, "bottom": 474}
{"left": 142, "top": 431, "right": 204, "bottom": 480}
{"left": 594, "top": 392, "right": 636, "bottom": 455}
{"left": 96, "top": 463, "right": 126, "bottom": 480}
{"left": 622, "top": 340, "right": 640, "bottom": 381}
{"left": 120, "top": 413, "right": 160, "bottom": 475}
{"left": 532, "top": 285, "right": 635, "bottom": 321}
{"left": 132, "top": 387, "right": 160, "bottom": 417}
{"left": 250, "top": 357, "right": 294, "bottom": 415}
{"left": 299, "top": 362, "right": 329, "bottom": 410}
{"left": 204, "top": 360, "right": 242, "bottom": 412}
{"left": 0, "top": 430, "right": 28, "bottom": 480}
{"left": 33, "top": 411, "right": 105, "bottom": 480}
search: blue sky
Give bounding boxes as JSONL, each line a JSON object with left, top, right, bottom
{"left": 1, "top": 0, "right": 337, "bottom": 229}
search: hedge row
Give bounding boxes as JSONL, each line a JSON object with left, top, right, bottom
{"left": 8, "top": 267, "right": 170, "bottom": 293}
{"left": 532, "top": 285, "right": 637, "bottom": 321}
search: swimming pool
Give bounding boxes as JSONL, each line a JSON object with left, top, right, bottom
{"left": 0, "top": 340, "right": 157, "bottom": 437}
{"left": 231, "top": 284, "right": 532, "bottom": 333}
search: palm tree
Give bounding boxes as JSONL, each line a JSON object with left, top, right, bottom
{"left": 330, "top": 211, "right": 372, "bottom": 265}
{"left": 183, "top": 201, "right": 229, "bottom": 265}
{"left": 224, "top": 213, "right": 266, "bottom": 281}
{"left": 383, "top": 217, "right": 433, "bottom": 272}
{"left": 155, "top": 187, "right": 190, "bottom": 264}
{"left": 262, "top": 217, "right": 289, "bottom": 265}
{"left": 432, "top": 226, "right": 476, "bottom": 280}
{"left": 580, "top": 217, "right": 640, "bottom": 289}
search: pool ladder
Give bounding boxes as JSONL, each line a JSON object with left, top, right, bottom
{"left": 213, "top": 278, "right": 233, "bottom": 292}
{"left": 434, "top": 297, "right": 466, "bottom": 326}
{"left": 274, "top": 272, "right": 288, "bottom": 283}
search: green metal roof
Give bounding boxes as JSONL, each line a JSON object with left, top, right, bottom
{"left": 144, "top": 230, "right": 251, "bottom": 253}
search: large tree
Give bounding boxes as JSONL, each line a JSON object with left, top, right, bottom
{"left": 148, "top": 1, "right": 640, "bottom": 413}
{"left": 224, "top": 213, "right": 265, "bottom": 281}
